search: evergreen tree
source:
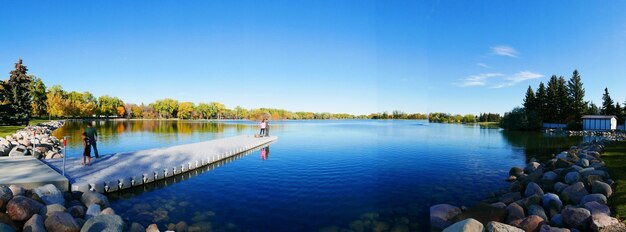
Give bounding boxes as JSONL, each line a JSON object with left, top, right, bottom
{"left": 616, "top": 102, "right": 624, "bottom": 125}
{"left": 567, "top": 70, "right": 586, "bottom": 123}
{"left": 588, "top": 102, "right": 600, "bottom": 115}
{"left": 556, "top": 76, "right": 570, "bottom": 123}
{"left": 0, "top": 59, "right": 32, "bottom": 125}
{"left": 535, "top": 82, "right": 547, "bottom": 122}
{"left": 601, "top": 87, "right": 615, "bottom": 115}
{"left": 523, "top": 85, "right": 536, "bottom": 111}
{"left": 545, "top": 76, "right": 559, "bottom": 122}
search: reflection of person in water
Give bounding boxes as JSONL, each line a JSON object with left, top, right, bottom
{"left": 261, "top": 147, "right": 270, "bottom": 160}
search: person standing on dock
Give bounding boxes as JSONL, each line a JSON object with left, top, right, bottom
{"left": 259, "top": 119, "right": 266, "bottom": 136}
{"left": 84, "top": 122, "right": 99, "bottom": 158}
{"left": 265, "top": 119, "right": 270, "bottom": 137}
{"left": 82, "top": 132, "right": 91, "bottom": 166}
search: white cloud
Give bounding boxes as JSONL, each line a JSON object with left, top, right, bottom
{"left": 457, "top": 73, "right": 503, "bottom": 87}
{"left": 491, "top": 45, "right": 518, "bottom": 58}
{"left": 477, "top": 63, "right": 492, "bottom": 68}
{"left": 491, "top": 71, "right": 543, "bottom": 88}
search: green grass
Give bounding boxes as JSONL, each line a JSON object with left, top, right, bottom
{"left": 603, "top": 141, "right": 626, "bottom": 219}
{"left": 0, "top": 119, "right": 54, "bottom": 137}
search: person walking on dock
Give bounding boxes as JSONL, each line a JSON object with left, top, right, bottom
{"left": 259, "top": 119, "right": 266, "bottom": 136}
{"left": 84, "top": 122, "right": 99, "bottom": 158}
{"left": 82, "top": 132, "right": 91, "bottom": 166}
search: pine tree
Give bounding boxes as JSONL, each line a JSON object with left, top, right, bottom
{"left": 567, "top": 70, "right": 586, "bottom": 123}
{"left": 616, "top": 102, "right": 624, "bottom": 125}
{"left": 545, "top": 76, "right": 559, "bottom": 122}
{"left": 535, "top": 82, "right": 547, "bottom": 122}
{"left": 523, "top": 85, "right": 536, "bottom": 112}
{"left": 0, "top": 59, "right": 32, "bottom": 125}
{"left": 556, "top": 76, "right": 570, "bottom": 123}
{"left": 601, "top": 87, "right": 615, "bottom": 115}
{"left": 588, "top": 102, "right": 600, "bottom": 115}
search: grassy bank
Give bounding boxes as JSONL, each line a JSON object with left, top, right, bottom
{"left": 0, "top": 119, "right": 52, "bottom": 137}
{"left": 603, "top": 141, "right": 626, "bottom": 219}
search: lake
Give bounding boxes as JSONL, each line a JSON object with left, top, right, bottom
{"left": 53, "top": 120, "right": 582, "bottom": 231}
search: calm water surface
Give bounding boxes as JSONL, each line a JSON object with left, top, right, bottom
{"left": 54, "top": 120, "right": 582, "bottom": 231}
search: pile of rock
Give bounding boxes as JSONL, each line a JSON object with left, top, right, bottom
{"left": 0, "top": 121, "right": 65, "bottom": 159}
{"left": 566, "top": 131, "right": 626, "bottom": 141}
{"left": 431, "top": 141, "right": 626, "bottom": 231}
{"left": 0, "top": 184, "right": 129, "bottom": 232}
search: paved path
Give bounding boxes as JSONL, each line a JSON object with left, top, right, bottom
{"left": 0, "top": 156, "right": 69, "bottom": 191}
{"left": 44, "top": 135, "right": 277, "bottom": 193}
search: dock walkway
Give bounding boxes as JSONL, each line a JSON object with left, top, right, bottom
{"left": 0, "top": 156, "right": 69, "bottom": 191}
{"left": 44, "top": 135, "right": 277, "bottom": 193}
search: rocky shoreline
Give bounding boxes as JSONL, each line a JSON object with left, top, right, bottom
{"left": 0, "top": 121, "right": 65, "bottom": 159}
{"left": 431, "top": 138, "right": 626, "bottom": 231}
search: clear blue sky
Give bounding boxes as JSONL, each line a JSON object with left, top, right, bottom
{"left": 1, "top": 1, "right": 625, "bottom": 115}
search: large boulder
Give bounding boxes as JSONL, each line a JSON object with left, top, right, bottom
{"left": 80, "top": 191, "right": 109, "bottom": 209}
{"left": 146, "top": 224, "right": 160, "bottom": 232}
{"left": 0, "top": 186, "right": 13, "bottom": 210}
{"left": 85, "top": 204, "right": 101, "bottom": 220}
{"left": 7, "top": 196, "right": 44, "bottom": 221}
{"left": 519, "top": 215, "right": 544, "bottom": 232}
{"left": 510, "top": 167, "right": 524, "bottom": 177}
{"left": 68, "top": 205, "right": 87, "bottom": 218}
{"left": 553, "top": 182, "right": 568, "bottom": 194}
{"left": 33, "top": 184, "right": 65, "bottom": 206}
{"left": 542, "top": 171, "right": 558, "bottom": 182}
{"left": 538, "top": 225, "right": 570, "bottom": 232}
{"left": 129, "top": 222, "right": 145, "bottom": 232}
{"left": 40, "top": 204, "right": 67, "bottom": 219}
{"left": 430, "top": 204, "right": 461, "bottom": 230}
{"left": 485, "top": 221, "right": 523, "bottom": 232}
{"left": 9, "top": 145, "right": 29, "bottom": 156}
{"left": 525, "top": 182, "right": 544, "bottom": 197}
{"left": 592, "top": 180, "right": 613, "bottom": 198}
{"left": 443, "top": 218, "right": 483, "bottom": 232}
{"left": 506, "top": 203, "right": 525, "bottom": 224}
{"left": 528, "top": 205, "right": 548, "bottom": 221}
{"left": 579, "top": 194, "right": 608, "bottom": 206}
{"left": 44, "top": 212, "right": 80, "bottom": 232}
{"left": 80, "top": 214, "right": 124, "bottom": 232}
{"left": 8, "top": 185, "right": 24, "bottom": 197}
{"left": 584, "top": 201, "right": 611, "bottom": 216}
{"left": 499, "top": 192, "right": 522, "bottom": 205}
{"left": 561, "top": 182, "right": 588, "bottom": 205}
{"left": 561, "top": 207, "right": 591, "bottom": 230}
{"left": 525, "top": 162, "right": 542, "bottom": 174}
{"left": 23, "top": 214, "right": 45, "bottom": 232}
{"left": 591, "top": 214, "right": 621, "bottom": 232}
{"left": 452, "top": 203, "right": 506, "bottom": 225}
{"left": 564, "top": 172, "right": 581, "bottom": 185}
{"left": 542, "top": 193, "right": 563, "bottom": 211}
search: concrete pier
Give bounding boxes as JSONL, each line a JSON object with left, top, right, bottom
{"left": 44, "top": 135, "right": 277, "bottom": 193}
{"left": 0, "top": 156, "right": 69, "bottom": 191}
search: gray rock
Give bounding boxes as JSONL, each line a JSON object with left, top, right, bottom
{"left": 506, "top": 203, "right": 525, "bottom": 224}
{"left": 542, "top": 193, "right": 563, "bottom": 210}
{"left": 565, "top": 172, "right": 581, "bottom": 185}
{"left": 85, "top": 204, "right": 101, "bottom": 220}
{"left": 500, "top": 192, "right": 522, "bottom": 204}
{"left": 100, "top": 207, "right": 115, "bottom": 215}
{"left": 68, "top": 205, "right": 86, "bottom": 218}
{"left": 7, "top": 196, "right": 44, "bottom": 221}
{"left": 33, "top": 184, "right": 65, "bottom": 206}
{"left": 584, "top": 201, "right": 611, "bottom": 216}
{"left": 146, "top": 224, "right": 160, "bottom": 232}
{"left": 525, "top": 182, "right": 544, "bottom": 197}
{"left": 538, "top": 224, "right": 570, "bottom": 232}
{"left": 510, "top": 167, "right": 524, "bottom": 177}
{"left": 80, "top": 215, "right": 123, "bottom": 232}
{"left": 519, "top": 215, "right": 545, "bottom": 232}
{"left": 561, "top": 207, "right": 591, "bottom": 230}
{"left": 44, "top": 212, "right": 80, "bottom": 232}
{"left": 8, "top": 185, "right": 24, "bottom": 197}
{"left": 175, "top": 221, "right": 188, "bottom": 232}
{"left": 485, "top": 221, "right": 523, "bottom": 232}
{"left": 80, "top": 191, "right": 109, "bottom": 209}
{"left": 0, "top": 223, "right": 15, "bottom": 232}
{"left": 579, "top": 194, "right": 607, "bottom": 206}
{"left": 23, "top": 214, "right": 45, "bottom": 232}
{"left": 561, "top": 182, "right": 588, "bottom": 205}
{"left": 443, "top": 218, "right": 483, "bottom": 232}
{"left": 129, "top": 222, "right": 145, "bottom": 232}
{"left": 592, "top": 180, "right": 612, "bottom": 198}
{"left": 0, "top": 186, "right": 13, "bottom": 210}
{"left": 542, "top": 171, "right": 558, "bottom": 181}
{"left": 525, "top": 162, "right": 542, "bottom": 174}
{"left": 550, "top": 214, "right": 564, "bottom": 227}
{"left": 591, "top": 214, "right": 621, "bottom": 232}
{"left": 576, "top": 158, "right": 589, "bottom": 168}
{"left": 554, "top": 182, "right": 568, "bottom": 193}
{"left": 9, "top": 145, "right": 29, "bottom": 156}
{"left": 430, "top": 204, "right": 461, "bottom": 230}
{"left": 40, "top": 204, "right": 67, "bottom": 219}
{"left": 528, "top": 204, "right": 548, "bottom": 221}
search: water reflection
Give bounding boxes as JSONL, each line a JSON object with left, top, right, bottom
{"left": 501, "top": 130, "right": 583, "bottom": 162}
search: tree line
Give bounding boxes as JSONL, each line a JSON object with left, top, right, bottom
{"left": 427, "top": 112, "right": 501, "bottom": 124}
{"left": 501, "top": 70, "right": 624, "bottom": 130}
